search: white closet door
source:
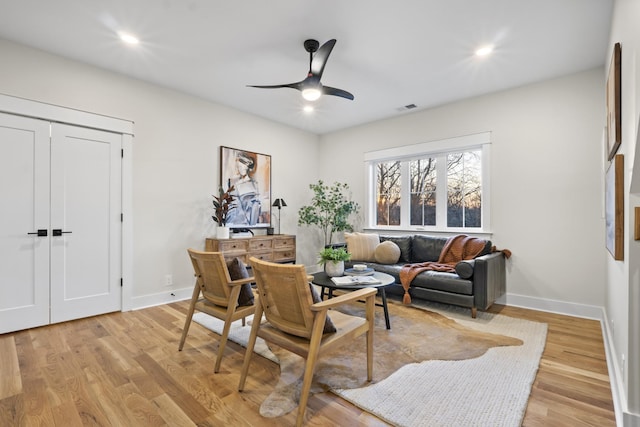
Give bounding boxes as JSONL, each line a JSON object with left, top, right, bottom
{"left": 0, "top": 113, "right": 50, "bottom": 333}
{"left": 50, "top": 124, "right": 122, "bottom": 323}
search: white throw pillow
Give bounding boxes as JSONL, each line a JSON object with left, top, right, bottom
{"left": 375, "top": 240, "right": 401, "bottom": 264}
{"left": 345, "top": 232, "right": 380, "bottom": 262}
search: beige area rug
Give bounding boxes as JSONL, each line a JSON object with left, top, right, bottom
{"left": 193, "top": 299, "right": 547, "bottom": 426}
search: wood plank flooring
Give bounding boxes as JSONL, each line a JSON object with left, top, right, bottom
{"left": 0, "top": 300, "right": 616, "bottom": 426}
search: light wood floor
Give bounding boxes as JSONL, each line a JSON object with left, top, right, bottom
{"left": 0, "top": 300, "right": 616, "bottom": 426}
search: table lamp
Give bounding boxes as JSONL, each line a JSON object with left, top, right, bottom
{"left": 272, "top": 198, "right": 287, "bottom": 234}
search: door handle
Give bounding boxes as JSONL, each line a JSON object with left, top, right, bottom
{"left": 52, "top": 229, "right": 72, "bottom": 236}
{"left": 27, "top": 229, "right": 48, "bottom": 237}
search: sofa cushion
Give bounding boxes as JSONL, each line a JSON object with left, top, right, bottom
{"left": 345, "top": 232, "right": 380, "bottom": 262}
{"left": 374, "top": 240, "right": 401, "bottom": 264}
{"left": 455, "top": 259, "right": 475, "bottom": 279}
{"left": 380, "top": 235, "right": 412, "bottom": 263}
{"left": 226, "top": 257, "right": 254, "bottom": 306}
{"left": 410, "top": 270, "right": 473, "bottom": 295}
{"left": 410, "top": 235, "right": 449, "bottom": 263}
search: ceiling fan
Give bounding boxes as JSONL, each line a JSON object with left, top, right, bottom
{"left": 248, "top": 39, "right": 354, "bottom": 101}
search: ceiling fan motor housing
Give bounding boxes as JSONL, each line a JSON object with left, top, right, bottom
{"left": 304, "top": 39, "right": 319, "bottom": 53}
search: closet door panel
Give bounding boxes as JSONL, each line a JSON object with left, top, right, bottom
{"left": 50, "top": 124, "right": 122, "bottom": 323}
{"left": 0, "top": 113, "right": 50, "bottom": 333}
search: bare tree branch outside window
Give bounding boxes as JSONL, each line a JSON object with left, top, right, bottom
{"left": 373, "top": 148, "right": 482, "bottom": 229}
{"left": 376, "top": 161, "right": 401, "bottom": 225}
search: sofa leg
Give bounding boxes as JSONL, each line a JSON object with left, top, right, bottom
{"left": 471, "top": 307, "right": 477, "bottom": 318}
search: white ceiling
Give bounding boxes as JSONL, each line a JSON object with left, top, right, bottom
{"left": 0, "top": 0, "right": 613, "bottom": 135}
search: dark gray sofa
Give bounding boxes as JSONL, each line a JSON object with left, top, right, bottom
{"left": 344, "top": 234, "right": 507, "bottom": 318}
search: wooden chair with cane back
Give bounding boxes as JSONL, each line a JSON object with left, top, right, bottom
{"left": 238, "top": 257, "right": 376, "bottom": 427}
{"left": 179, "top": 249, "right": 256, "bottom": 373}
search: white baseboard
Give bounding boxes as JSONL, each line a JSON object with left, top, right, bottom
{"left": 129, "top": 286, "right": 192, "bottom": 310}
{"left": 497, "top": 292, "right": 603, "bottom": 320}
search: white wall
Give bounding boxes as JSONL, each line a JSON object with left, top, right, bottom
{"left": 0, "top": 39, "right": 320, "bottom": 301}
{"left": 607, "top": 0, "right": 640, "bottom": 423}
{"left": 319, "top": 68, "right": 606, "bottom": 311}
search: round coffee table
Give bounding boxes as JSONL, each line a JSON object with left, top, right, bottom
{"left": 311, "top": 271, "right": 395, "bottom": 329}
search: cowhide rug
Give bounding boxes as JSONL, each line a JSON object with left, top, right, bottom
{"left": 258, "top": 301, "right": 522, "bottom": 417}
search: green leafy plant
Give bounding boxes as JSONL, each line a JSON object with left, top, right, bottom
{"left": 318, "top": 247, "right": 351, "bottom": 265}
{"left": 212, "top": 185, "right": 235, "bottom": 226}
{"left": 298, "top": 180, "right": 360, "bottom": 246}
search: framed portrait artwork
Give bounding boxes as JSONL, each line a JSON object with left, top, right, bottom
{"left": 220, "top": 146, "right": 271, "bottom": 229}
{"left": 606, "top": 43, "right": 621, "bottom": 161}
{"left": 605, "top": 154, "right": 623, "bottom": 260}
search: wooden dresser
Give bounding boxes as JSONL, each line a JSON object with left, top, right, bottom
{"left": 205, "top": 234, "right": 296, "bottom": 264}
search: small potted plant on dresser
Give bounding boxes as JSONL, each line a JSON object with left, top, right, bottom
{"left": 212, "top": 185, "right": 235, "bottom": 239}
{"left": 318, "top": 246, "right": 351, "bottom": 277}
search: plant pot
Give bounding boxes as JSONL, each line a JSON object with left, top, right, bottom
{"left": 324, "top": 260, "right": 344, "bottom": 277}
{"left": 216, "top": 226, "right": 230, "bottom": 239}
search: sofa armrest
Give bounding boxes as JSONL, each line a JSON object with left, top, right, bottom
{"left": 472, "top": 251, "right": 506, "bottom": 310}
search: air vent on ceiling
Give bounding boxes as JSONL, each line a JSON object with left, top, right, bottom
{"left": 396, "top": 103, "right": 418, "bottom": 112}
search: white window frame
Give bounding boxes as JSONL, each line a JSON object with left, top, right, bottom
{"left": 364, "top": 132, "right": 491, "bottom": 233}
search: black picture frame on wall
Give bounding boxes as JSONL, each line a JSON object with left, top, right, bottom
{"left": 606, "top": 42, "right": 621, "bottom": 161}
{"left": 220, "top": 146, "right": 271, "bottom": 229}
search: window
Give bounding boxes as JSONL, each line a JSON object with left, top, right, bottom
{"left": 366, "top": 132, "right": 490, "bottom": 232}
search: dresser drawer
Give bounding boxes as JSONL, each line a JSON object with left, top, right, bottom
{"left": 273, "top": 236, "right": 295, "bottom": 249}
{"left": 249, "top": 251, "right": 273, "bottom": 262}
{"left": 273, "top": 249, "right": 296, "bottom": 262}
{"left": 249, "top": 238, "right": 273, "bottom": 251}
{"left": 218, "top": 240, "right": 249, "bottom": 252}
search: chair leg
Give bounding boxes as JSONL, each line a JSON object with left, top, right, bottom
{"left": 365, "top": 293, "right": 375, "bottom": 381}
{"left": 296, "top": 311, "right": 327, "bottom": 427}
{"left": 214, "top": 318, "right": 233, "bottom": 373}
{"left": 178, "top": 282, "right": 201, "bottom": 351}
{"left": 214, "top": 286, "right": 243, "bottom": 373}
{"left": 238, "top": 303, "right": 263, "bottom": 391}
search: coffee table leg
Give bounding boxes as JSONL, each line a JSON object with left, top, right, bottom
{"left": 379, "top": 288, "right": 391, "bottom": 329}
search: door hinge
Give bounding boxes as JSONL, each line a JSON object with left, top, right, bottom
{"left": 121, "top": 148, "right": 124, "bottom": 158}
{"left": 121, "top": 278, "right": 123, "bottom": 287}
{"left": 121, "top": 213, "right": 123, "bottom": 222}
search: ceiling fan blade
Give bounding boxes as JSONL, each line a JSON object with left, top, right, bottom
{"left": 247, "top": 82, "right": 303, "bottom": 91}
{"left": 322, "top": 86, "right": 354, "bottom": 100}
{"left": 310, "top": 39, "right": 336, "bottom": 78}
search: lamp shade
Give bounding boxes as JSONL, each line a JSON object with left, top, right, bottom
{"left": 272, "top": 198, "right": 287, "bottom": 208}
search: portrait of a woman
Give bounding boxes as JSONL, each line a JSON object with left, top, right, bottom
{"left": 220, "top": 147, "right": 271, "bottom": 228}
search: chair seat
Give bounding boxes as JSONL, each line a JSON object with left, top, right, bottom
{"left": 255, "top": 310, "right": 369, "bottom": 359}
{"left": 196, "top": 298, "right": 255, "bottom": 322}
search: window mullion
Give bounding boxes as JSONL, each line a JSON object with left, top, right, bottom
{"left": 435, "top": 154, "right": 448, "bottom": 228}
{"left": 400, "top": 161, "right": 411, "bottom": 228}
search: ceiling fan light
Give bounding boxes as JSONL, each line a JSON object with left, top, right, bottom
{"left": 119, "top": 32, "right": 140, "bottom": 45}
{"left": 475, "top": 45, "right": 493, "bottom": 57}
{"left": 302, "top": 87, "right": 322, "bottom": 101}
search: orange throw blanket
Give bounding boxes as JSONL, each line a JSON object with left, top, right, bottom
{"left": 399, "top": 235, "right": 490, "bottom": 304}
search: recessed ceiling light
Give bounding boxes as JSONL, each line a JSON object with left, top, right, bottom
{"left": 303, "top": 105, "right": 314, "bottom": 113}
{"left": 475, "top": 45, "right": 493, "bottom": 57}
{"left": 119, "top": 32, "right": 140, "bottom": 45}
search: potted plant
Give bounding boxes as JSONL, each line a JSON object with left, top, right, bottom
{"left": 298, "top": 180, "right": 360, "bottom": 246}
{"left": 318, "top": 246, "right": 351, "bottom": 277}
{"left": 212, "top": 185, "right": 235, "bottom": 239}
